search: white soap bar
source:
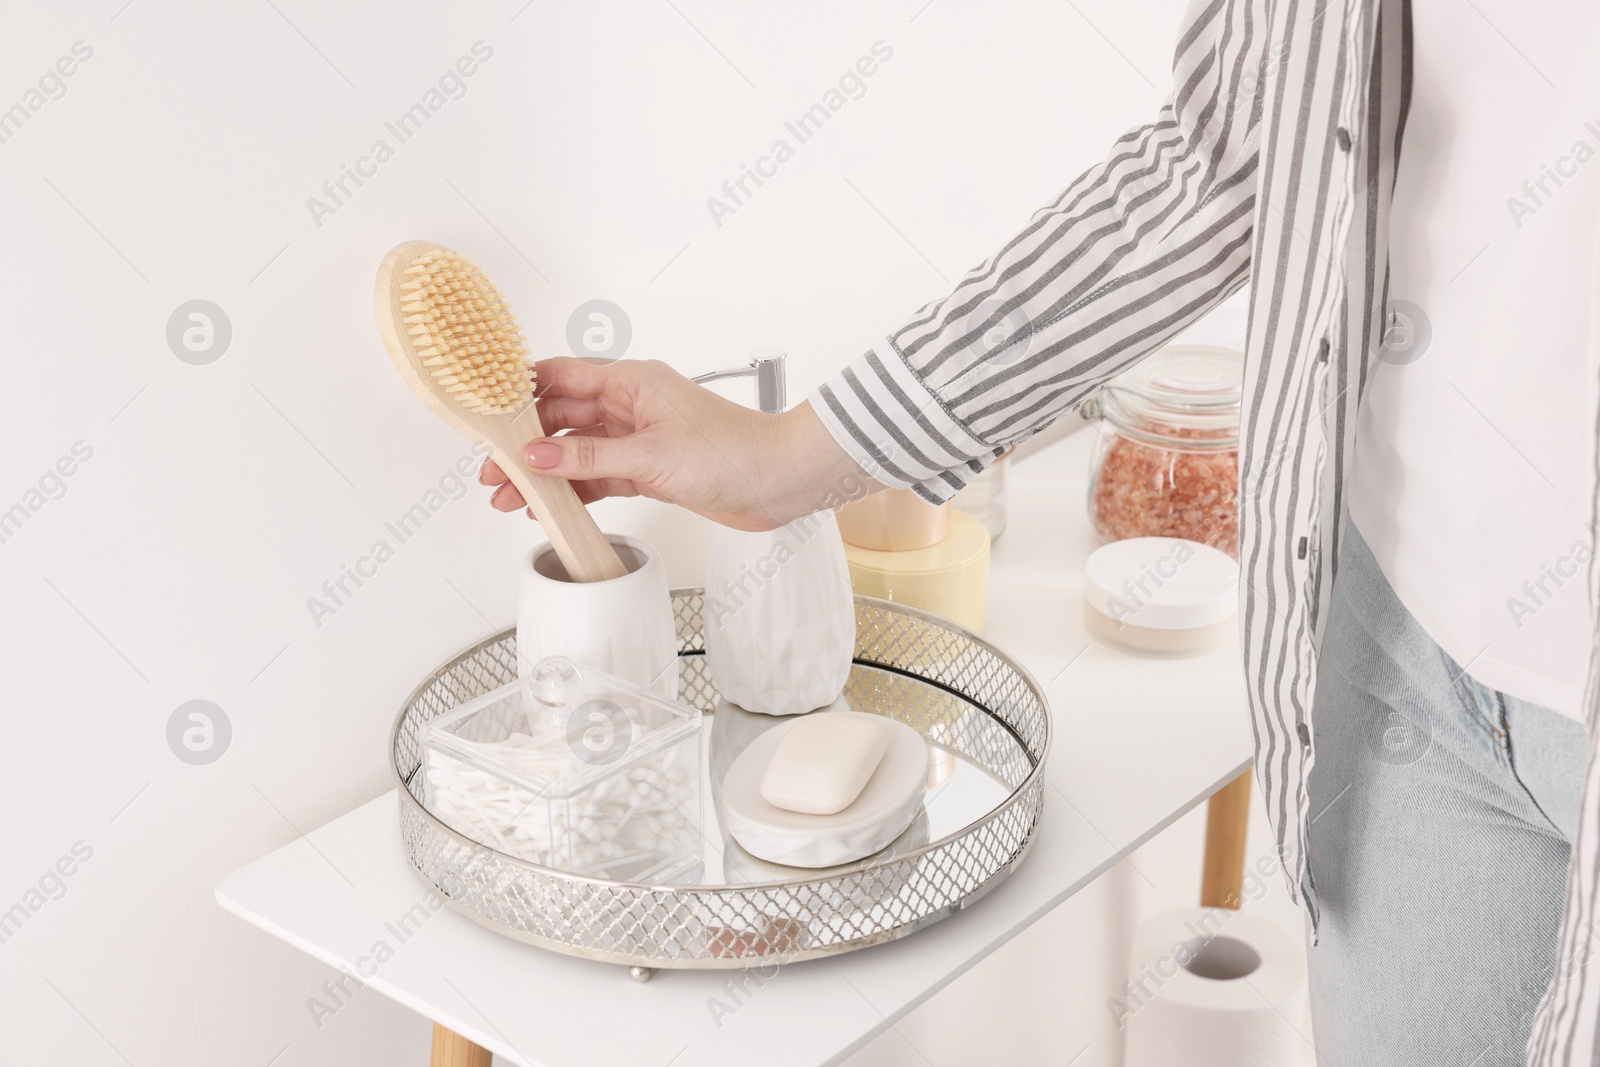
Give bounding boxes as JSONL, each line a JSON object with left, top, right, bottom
{"left": 760, "top": 713, "right": 889, "bottom": 815}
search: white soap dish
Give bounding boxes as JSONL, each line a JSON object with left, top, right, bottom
{"left": 721, "top": 711, "right": 928, "bottom": 869}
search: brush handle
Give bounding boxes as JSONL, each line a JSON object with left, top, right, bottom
{"left": 491, "top": 405, "right": 628, "bottom": 583}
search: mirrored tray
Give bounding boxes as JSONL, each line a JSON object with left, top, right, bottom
{"left": 391, "top": 591, "right": 1051, "bottom": 972}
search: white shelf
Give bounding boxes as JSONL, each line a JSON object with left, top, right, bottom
{"left": 216, "top": 430, "right": 1253, "bottom": 1067}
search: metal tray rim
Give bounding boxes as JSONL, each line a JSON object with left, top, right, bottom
{"left": 391, "top": 590, "right": 1052, "bottom": 966}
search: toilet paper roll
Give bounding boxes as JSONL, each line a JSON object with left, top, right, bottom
{"left": 1122, "top": 908, "right": 1306, "bottom": 1067}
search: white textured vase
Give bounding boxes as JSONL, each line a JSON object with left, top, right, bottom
{"left": 703, "top": 510, "right": 855, "bottom": 716}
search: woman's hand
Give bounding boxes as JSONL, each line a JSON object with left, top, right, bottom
{"left": 479, "top": 357, "right": 877, "bottom": 531}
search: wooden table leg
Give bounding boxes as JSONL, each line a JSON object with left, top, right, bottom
{"left": 432, "top": 1023, "right": 493, "bottom": 1067}
{"left": 1199, "top": 769, "right": 1252, "bottom": 910}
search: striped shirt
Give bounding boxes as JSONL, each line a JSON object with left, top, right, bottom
{"left": 807, "top": 0, "right": 1600, "bottom": 1060}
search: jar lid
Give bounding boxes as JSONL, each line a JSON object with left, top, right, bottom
{"left": 1084, "top": 537, "right": 1238, "bottom": 630}
{"left": 1101, "top": 345, "right": 1243, "bottom": 441}
{"left": 842, "top": 509, "right": 990, "bottom": 574}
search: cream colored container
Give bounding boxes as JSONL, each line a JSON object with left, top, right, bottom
{"left": 844, "top": 510, "right": 990, "bottom": 632}
{"left": 836, "top": 489, "right": 953, "bottom": 551}
{"left": 1083, "top": 537, "right": 1238, "bottom": 657}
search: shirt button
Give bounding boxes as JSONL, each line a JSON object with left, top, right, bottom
{"left": 1297, "top": 723, "right": 1312, "bottom": 746}
{"left": 1335, "top": 127, "right": 1352, "bottom": 152}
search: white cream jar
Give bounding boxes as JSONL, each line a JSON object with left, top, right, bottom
{"left": 1083, "top": 537, "right": 1238, "bottom": 657}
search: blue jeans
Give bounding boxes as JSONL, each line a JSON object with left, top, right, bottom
{"left": 1306, "top": 519, "right": 1588, "bottom": 1066}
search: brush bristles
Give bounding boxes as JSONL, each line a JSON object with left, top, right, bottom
{"left": 399, "top": 248, "right": 532, "bottom": 415}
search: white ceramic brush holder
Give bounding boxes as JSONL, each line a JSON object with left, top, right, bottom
{"left": 518, "top": 533, "right": 679, "bottom": 700}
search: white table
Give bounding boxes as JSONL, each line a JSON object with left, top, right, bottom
{"left": 216, "top": 432, "right": 1254, "bottom": 1067}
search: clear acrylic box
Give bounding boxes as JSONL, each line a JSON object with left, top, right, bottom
{"left": 421, "top": 656, "right": 703, "bottom": 882}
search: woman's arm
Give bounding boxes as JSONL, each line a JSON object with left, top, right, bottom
{"left": 481, "top": 358, "right": 875, "bottom": 531}
{"left": 486, "top": 0, "right": 1272, "bottom": 523}
{"left": 817, "top": 0, "right": 1272, "bottom": 502}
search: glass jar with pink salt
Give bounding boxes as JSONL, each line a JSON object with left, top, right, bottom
{"left": 1084, "top": 345, "right": 1243, "bottom": 558}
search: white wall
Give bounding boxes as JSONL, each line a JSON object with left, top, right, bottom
{"left": 0, "top": 1, "right": 1305, "bottom": 1064}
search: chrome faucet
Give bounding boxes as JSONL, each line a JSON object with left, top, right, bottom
{"left": 691, "top": 349, "right": 787, "bottom": 414}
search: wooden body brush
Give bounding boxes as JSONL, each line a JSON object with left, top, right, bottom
{"left": 375, "top": 241, "right": 627, "bottom": 583}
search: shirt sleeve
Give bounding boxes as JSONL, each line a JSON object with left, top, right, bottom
{"left": 811, "top": 0, "right": 1270, "bottom": 501}
{"left": 1530, "top": 642, "right": 1600, "bottom": 1061}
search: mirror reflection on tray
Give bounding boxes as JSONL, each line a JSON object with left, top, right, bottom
{"left": 392, "top": 593, "right": 1050, "bottom": 969}
{"left": 418, "top": 657, "right": 1023, "bottom": 888}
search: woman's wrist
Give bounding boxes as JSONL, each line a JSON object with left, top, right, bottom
{"left": 768, "top": 400, "right": 884, "bottom": 521}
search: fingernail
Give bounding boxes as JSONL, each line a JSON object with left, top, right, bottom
{"left": 526, "top": 441, "right": 561, "bottom": 468}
